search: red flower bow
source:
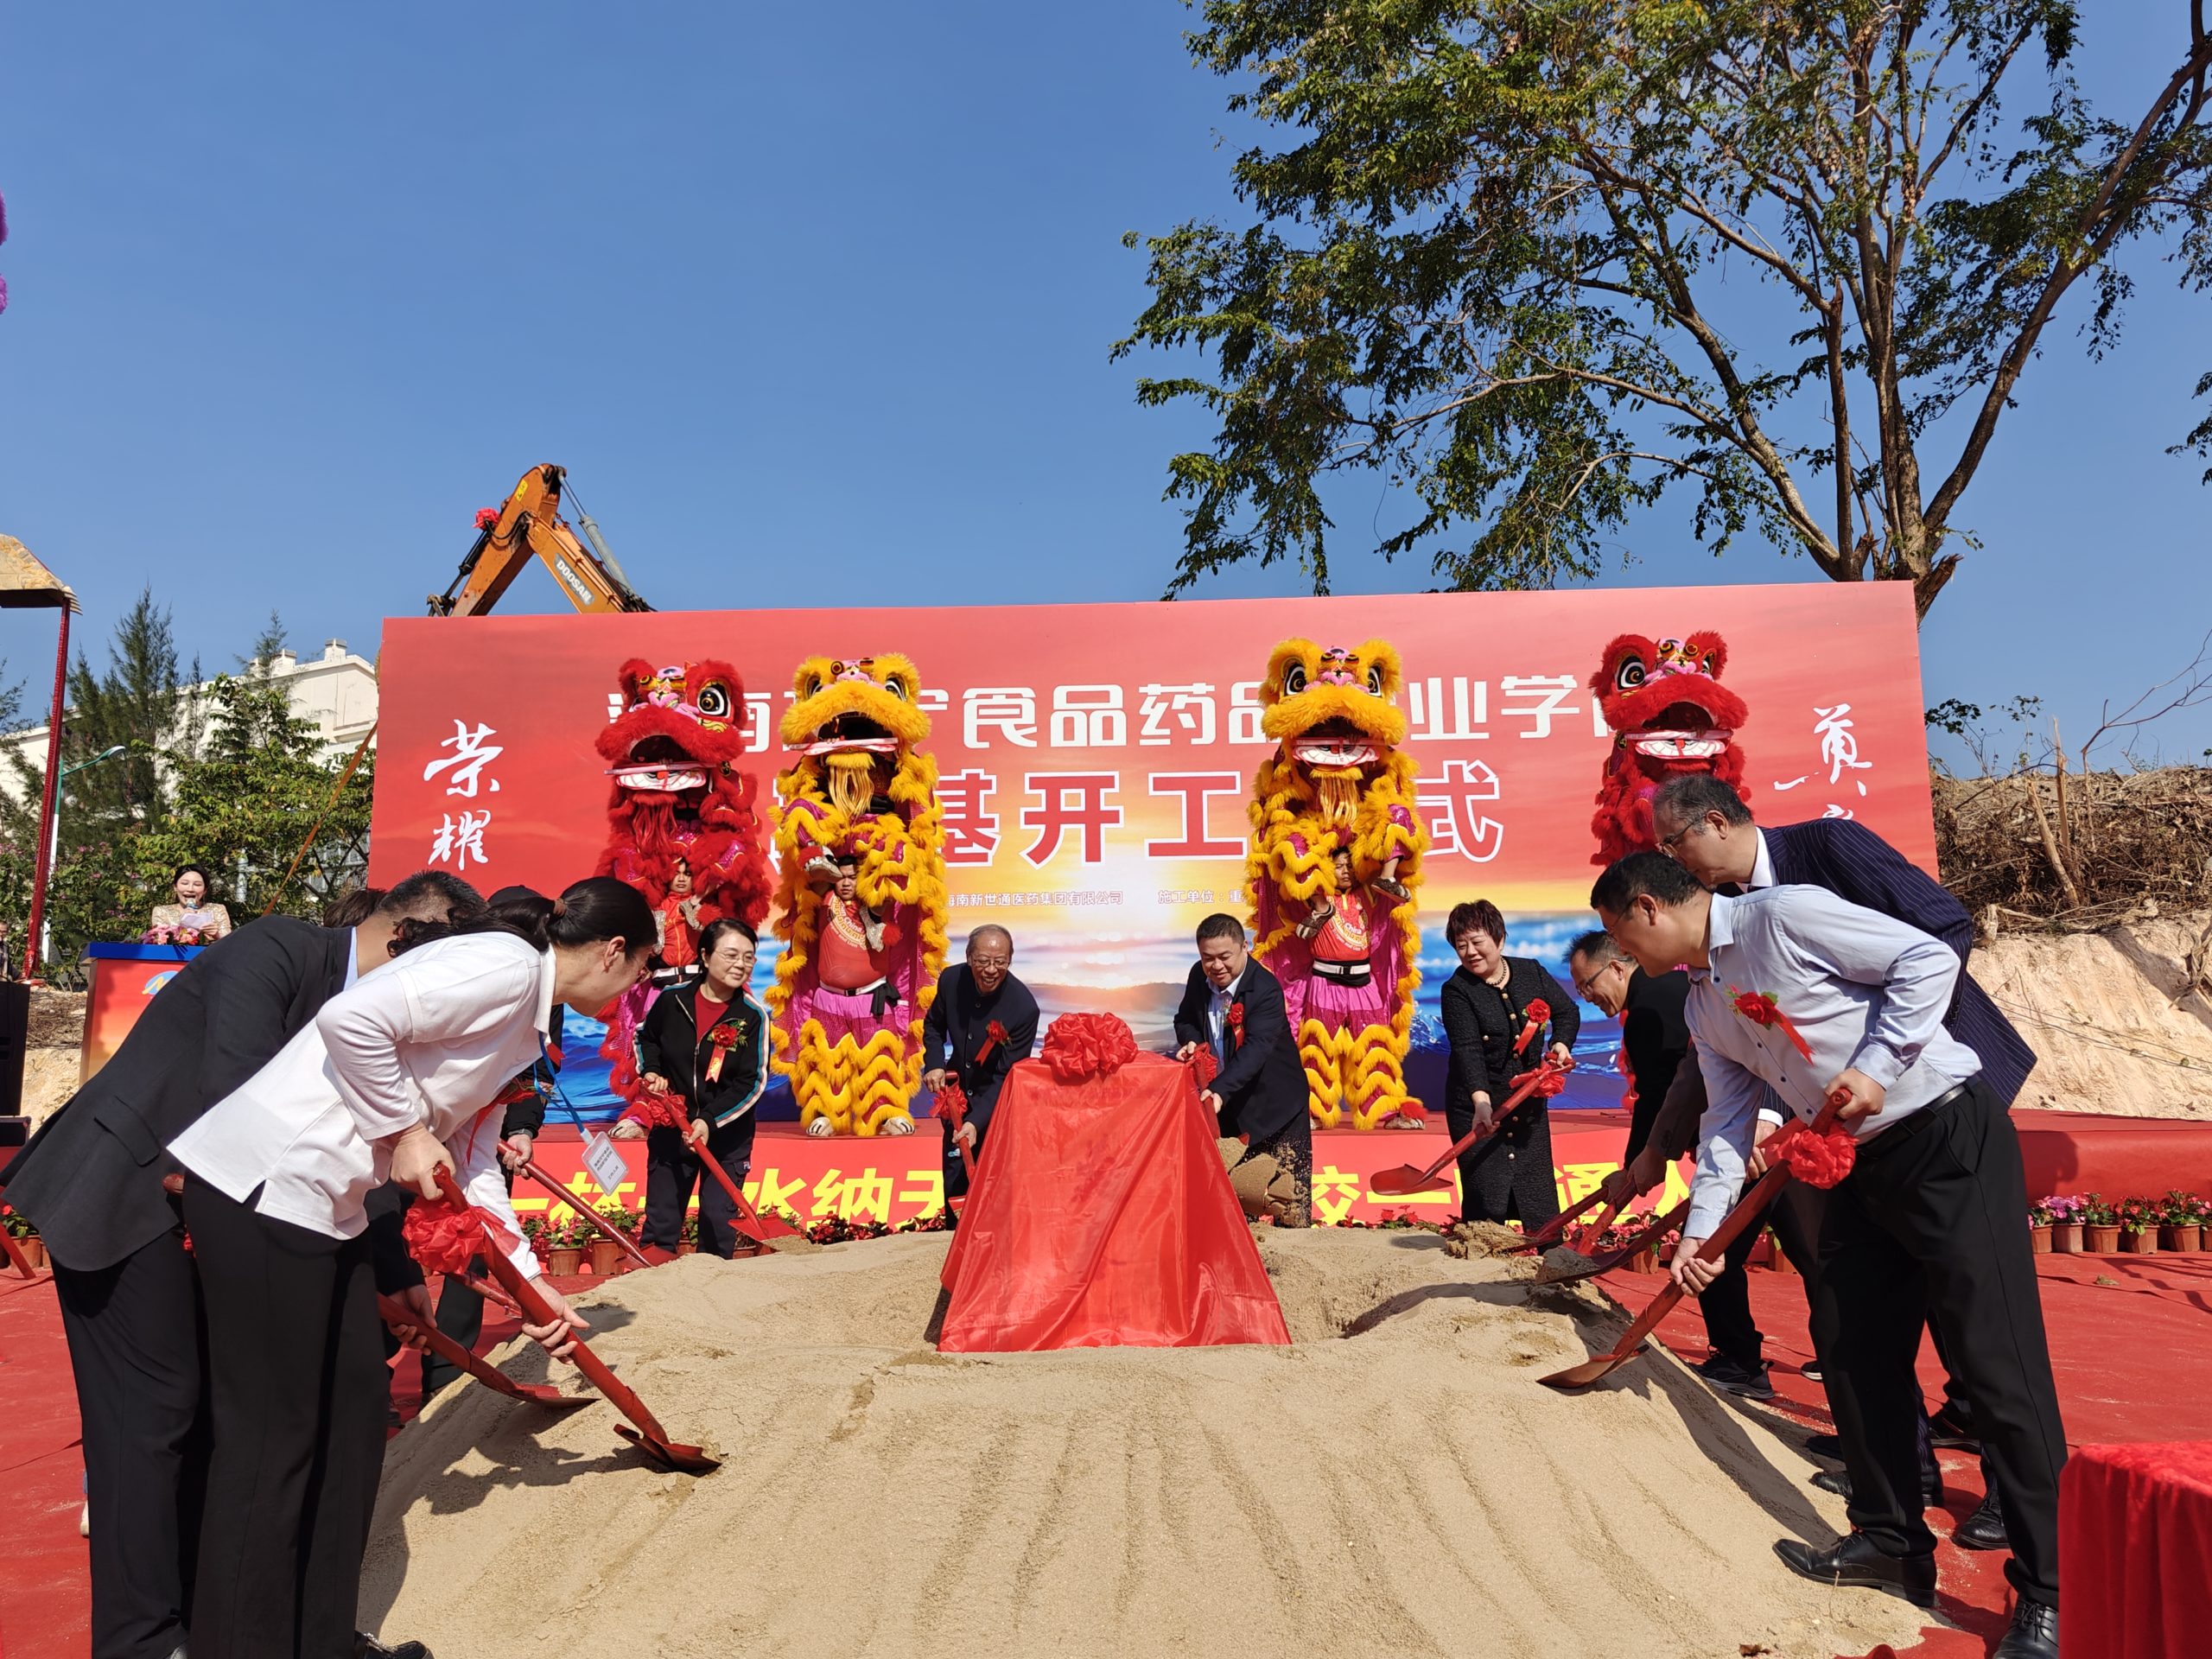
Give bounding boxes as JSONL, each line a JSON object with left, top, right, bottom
{"left": 620, "top": 1084, "right": 689, "bottom": 1132}
{"left": 1226, "top": 1002, "right": 1245, "bottom": 1051}
{"left": 1729, "top": 988, "right": 1815, "bottom": 1061}
{"left": 704, "top": 1022, "right": 741, "bottom": 1083}
{"left": 1185, "top": 1046, "right": 1220, "bottom": 1090}
{"left": 1766, "top": 1119, "right": 1857, "bottom": 1188}
{"left": 403, "top": 1190, "right": 520, "bottom": 1276}
{"left": 1507, "top": 1062, "right": 1570, "bottom": 1099}
{"left": 1039, "top": 1012, "right": 1140, "bottom": 1082}
{"left": 1513, "top": 997, "right": 1550, "bottom": 1055}
{"left": 474, "top": 506, "right": 501, "bottom": 531}
{"left": 931, "top": 1077, "right": 969, "bottom": 1127}
{"left": 974, "top": 1020, "right": 1010, "bottom": 1066}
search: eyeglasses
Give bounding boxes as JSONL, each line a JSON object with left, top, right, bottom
{"left": 1656, "top": 819, "right": 1700, "bottom": 855}
{"left": 968, "top": 955, "right": 1010, "bottom": 969}
{"left": 1571, "top": 962, "right": 1618, "bottom": 999}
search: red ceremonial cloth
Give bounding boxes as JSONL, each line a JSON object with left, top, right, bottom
{"left": 2060, "top": 1440, "right": 2212, "bottom": 1658}
{"left": 938, "top": 1052, "right": 1290, "bottom": 1351}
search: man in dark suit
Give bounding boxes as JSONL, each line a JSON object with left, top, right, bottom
{"left": 1173, "top": 912, "right": 1312, "bottom": 1224}
{"left": 922, "top": 925, "right": 1039, "bottom": 1200}
{"left": 0, "top": 872, "right": 480, "bottom": 1659}
{"left": 1642, "top": 774, "right": 2028, "bottom": 1552}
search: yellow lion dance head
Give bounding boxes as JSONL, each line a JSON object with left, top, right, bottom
{"left": 779, "top": 653, "right": 934, "bottom": 819}
{"left": 1257, "top": 639, "right": 1411, "bottom": 831}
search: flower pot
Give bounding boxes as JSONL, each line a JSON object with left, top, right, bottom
{"left": 2086, "top": 1224, "right": 2120, "bottom": 1254}
{"left": 2029, "top": 1224, "right": 2051, "bottom": 1255}
{"left": 21, "top": 1236, "right": 46, "bottom": 1270}
{"left": 586, "top": 1239, "right": 624, "bottom": 1277}
{"left": 2124, "top": 1228, "right": 2158, "bottom": 1255}
{"left": 2051, "top": 1223, "right": 2082, "bottom": 1254}
{"left": 676, "top": 1242, "right": 696, "bottom": 1256}
{"left": 2161, "top": 1224, "right": 2202, "bottom": 1253}
{"left": 1627, "top": 1246, "right": 1659, "bottom": 1274}
{"left": 546, "top": 1246, "right": 582, "bottom": 1276}
{"left": 1767, "top": 1231, "right": 1796, "bottom": 1274}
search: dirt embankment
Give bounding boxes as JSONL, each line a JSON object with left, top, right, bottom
{"left": 21, "top": 988, "right": 82, "bottom": 1124}
{"left": 1980, "top": 907, "right": 2212, "bottom": 1118}
{"left": 362, "top": 1230, "right": 1920, "bottom": 1659}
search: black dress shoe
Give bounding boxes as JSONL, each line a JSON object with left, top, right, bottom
{"left": 1809, "top": 1465, "right": 1945, "bottom": 1508}
{"left": 358, "top": 1635, "right": 435, "bottom": 1659}
{"left": 1991, "top": 1598, "right": 2058, "bottom": 1659}
{"left": 1954, "top": 1490, "right": 2010, "bottom": 1552}
{"left": 1773, "top": 1535, "right": 1936, "bottom": 1607}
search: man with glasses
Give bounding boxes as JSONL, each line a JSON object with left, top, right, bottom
{"left": 923, "top": 925, "right": 1039, "bottom": 1201}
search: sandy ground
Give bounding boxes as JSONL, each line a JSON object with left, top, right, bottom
{"left": 363, "top": 1230, "right": 1922, "bottom": 1659}
{"left": 1978, "top": 907, "right": 2212, "bottom": 1117}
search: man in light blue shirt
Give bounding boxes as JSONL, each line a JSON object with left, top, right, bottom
{"left": 1593, "top": 852, "right": 2063, "bottom": 1659}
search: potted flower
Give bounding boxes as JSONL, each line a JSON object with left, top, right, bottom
{"left": 545, "top": 1213, "right": 584, "bottom": 1278}
{"left": 2041, "top": 1195, "right": 2084, "bottom": 1254}
{"left": 2081, "top": 1194, "right": 2120, "bottom": 1255}
{"left": 2159, "top": 1192, "right": 2204, "bottom": 1254}
{"left": 2027, "top": 1200, "right": 2054, "bottom": 1255}
{"left": 520, "top": 1215, "right": 550, "bottom": 1265}
{"left": 3, "top": 1206, "right": 44, "bottom": 1271}
{"left": 2118, "top": 1196, "right": 2158, "bottom": 1255}
{"left": 586, "top": 1200, "right": 634, "bottom": 1276}
{"left": 677, "top": 1213, "right": 698, "bottom": 1257}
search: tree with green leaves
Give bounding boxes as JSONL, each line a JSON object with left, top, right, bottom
{"left": 1119, "top": 1, "right": 2212, "bottom": 617}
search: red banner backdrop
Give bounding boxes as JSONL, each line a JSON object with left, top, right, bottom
{"left": 369, "top": 582, "right": 1932, "bottom": 917}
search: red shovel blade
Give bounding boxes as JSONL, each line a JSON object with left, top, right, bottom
{"left": 1370, "top": 1064, "right": 1563, "bottom": 1198}
{"left": 1510, "top": 1187, "right": 1609, "bottom": 1254}
{"left": 1539, "top": 1283, "right": 1685, "bottom": 1389}
{"left": 1531, "top": 1198, "right": 1690, "bottom": 1286}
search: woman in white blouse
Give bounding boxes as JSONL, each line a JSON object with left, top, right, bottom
{"left": 168, "top": 876, "right": 658, "bottom": 1659}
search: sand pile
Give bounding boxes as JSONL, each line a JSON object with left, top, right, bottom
{"left": 363, "top": 1230, "right": 1920, "bottom": 1659}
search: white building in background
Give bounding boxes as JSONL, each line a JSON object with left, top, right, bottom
{"left": 0, "top": 638, "right": 379, "bottom": 804}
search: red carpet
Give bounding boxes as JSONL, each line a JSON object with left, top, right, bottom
{"left": 4, "top": 1251, "right": 2208, "bottom": 1656}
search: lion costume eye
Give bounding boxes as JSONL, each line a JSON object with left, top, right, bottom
{"left": 696, "top": 682, "right": 731, "bottom": 719}
{"left": 798, "top": 671, "right": 823, "bottom": 698}
{"left": 1615, "top": 656, "right": 1647, "bottom": 691}
{"left": 883, "top": 675, "right": 909, "bottom": 702}
{"left": 1365, "top": 664, "right": 1384, "bottom": 696}
{"left": 1284, "top": 663, "right": 1308, "bottom": 695}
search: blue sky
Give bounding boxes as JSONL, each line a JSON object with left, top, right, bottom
{"left": 1, "top": 3, "right": 2206, "bottom": 768}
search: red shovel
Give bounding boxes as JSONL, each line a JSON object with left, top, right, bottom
{"left": 377, "top": 1294, "right": 588, "bottom": 1410}
{"left": 690, "top": 1137, "right": 803, "bottom": 1246}
{"left": 1529, "top": 1198, "right": 1689, "bottom": 1285}
{"left": 1370, "top": 1056, "right": 1573, "bottom": 1198}
{"left": 518, "top": 1160, "right": 655, "bottom": 1271}
{"left": 436, "top": 1169, "right": 718, "bottom": 1473}
{"left": 1510, "top": 1188, "right": 1611, "bottom": 1254}
{"left": 1540, "top": 1096, "right": 1845, "bottom": 1390}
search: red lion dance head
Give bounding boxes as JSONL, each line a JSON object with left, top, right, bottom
{"left": 593, "top": 658, "right": 772, "bottom": 925}
{"left": 1588, "top": 632, "right": 1750, "bottom": 866}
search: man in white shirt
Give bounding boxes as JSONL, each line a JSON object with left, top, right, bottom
{"left": 1592, "top": 852, "right": 2063, "bottom": 1659}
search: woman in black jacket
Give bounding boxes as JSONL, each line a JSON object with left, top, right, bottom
{"left": 628, "top": 918, "right": 771, "bottom": 1258}
{"left": 1439, "top": 899, "right": 1579, "bottom": 1227}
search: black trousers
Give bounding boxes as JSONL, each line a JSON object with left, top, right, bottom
{"left": 1447, "top": 1099, "right": 1558, "bottom": 1228}
{"left": 53, "top": 1220, "right": 210, "bottom": 1659}
{"left": 183, "top": 1181, "right": 389, "bottom": 1659}
{"left": 1700, "top": 1178, "right": 1822, "bottom": 1369}
{"left": 641, "top": 1122, "right": 753, "bottom": 1258}
{"left": 1815, "top": 1077, "right": 2066, "bottom": 1605}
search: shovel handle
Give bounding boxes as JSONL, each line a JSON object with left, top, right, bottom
{"left": 1408, "top": 1057, "right": 1571, "bottom": 1188}
{"left": 1515, "top": 1187, "right": 1608, "bottom": 1253}
{"left": 519, "top": 1160, "right": 654, "bottom": 1270}
{"left": 690, "top": 1140, "right": 798, "bottom": 1243}
{"left": 0, "top": 1227, "right": 40, "bottom": 1281}
{"left": 377, "top": 1294, "right": 572, "bottom": 1405}
{"left": 1544, "top": 1098, "right": 1844, "bottom": 1388}
{"left": 437, "top": 1169, "right": 690, "bottom": 1454}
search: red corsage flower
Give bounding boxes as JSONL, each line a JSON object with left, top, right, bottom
{"left": 704, "top": 1023, "right": 740, "bottom": 1083}
{"left": 931, "top": 1077, "right": 969, "bottom": 1127}
{"left": 974, "top": 1020, "right": 1011, "bottom": 1065}
{"left": 1226, "top": 1002, "right": 1245, "bottom": 1051}
{"left": 1768, "top": 1120, "right": 1857, "bottom": 1189}
{"left": 403, "top": 1190, "right": 518, "bottom": 1275}
{"left": 1039, "top": 1012, "right": 1140, "bottom": 1083}
{"left": 1729, "top": 987, "right": 1815, "bottom": 1061}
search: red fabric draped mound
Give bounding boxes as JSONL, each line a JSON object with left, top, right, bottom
{"left": 938, "top": 1053, "right": 1291, "bottom": 1352}
{"left": 2060, "top": 1440, "right": 2212, "bottom": 1659}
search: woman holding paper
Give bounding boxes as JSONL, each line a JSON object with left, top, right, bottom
{"left": 167, "top": 876, "right": 657, "bottom": 1659}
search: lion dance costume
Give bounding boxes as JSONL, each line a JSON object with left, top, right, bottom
{"left": 766, "top": 654, "right": 949, "bottom": 1136}
{"left": 1587, "top": 632, "right": 1750, "bottom": 865}
{"left": 1247, "top": 639, "right": 1427, "bottom": 1130}
{"left": 594, "top": 658, "right": 773, "bottom": 1113}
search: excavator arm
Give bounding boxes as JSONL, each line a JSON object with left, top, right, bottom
{"left": 430, "top": 463, "right": 652, "bottom": 616}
